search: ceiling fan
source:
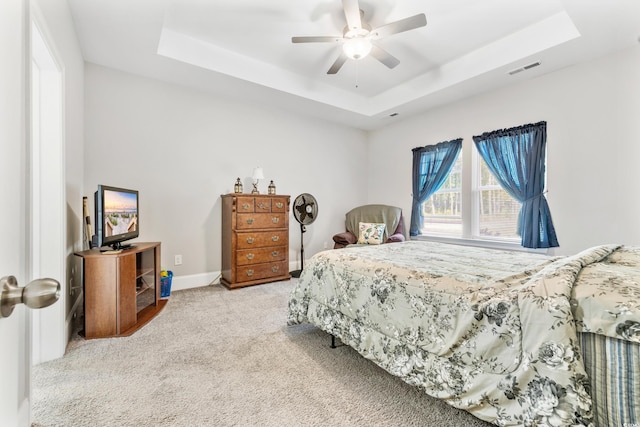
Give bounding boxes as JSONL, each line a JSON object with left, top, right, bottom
{"left": 292, "top": 0, "right": 427, "bottom": 75}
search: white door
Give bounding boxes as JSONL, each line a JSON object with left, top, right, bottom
{"left": 1, "top": 0, "right": 61, "bottom": 425}
{"left": 0, "top": 0, "right": 31, "bottom": 426}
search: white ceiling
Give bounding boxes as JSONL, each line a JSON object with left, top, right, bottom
{"left": 66, "top": 0, "right": 640, "bottom": 130}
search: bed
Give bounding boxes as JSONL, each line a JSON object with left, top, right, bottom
{"left": 287, "top": 241, "right": 640, "bottom": 426}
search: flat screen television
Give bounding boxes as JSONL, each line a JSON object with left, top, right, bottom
{"left": 94, "top": 185, "right": 139, "bottom": 250}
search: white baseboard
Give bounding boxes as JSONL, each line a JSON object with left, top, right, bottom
{"left": 171, "top": 271, "right": 222, "bottom": 292}
{"left": 171, "top": 265, "right": 301, "bottom": 292}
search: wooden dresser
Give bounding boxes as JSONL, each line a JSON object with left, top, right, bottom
{"left": 221, "top": 193, "right": 291, "bottom": 289}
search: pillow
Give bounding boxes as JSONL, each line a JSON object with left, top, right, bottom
{"left": 357, "top": 222, "right": 386, "bottom": 245}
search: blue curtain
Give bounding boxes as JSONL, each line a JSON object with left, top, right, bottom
{"left": 472, "top": 121, "right": 559, "bottom": 248}
{"left": 410, "top": 139, "right": 462, "bottom": 236}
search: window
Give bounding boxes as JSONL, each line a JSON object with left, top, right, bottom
{"left": 422, "top": 155, "right": 462, "bottom": 236}
{"left": 420, "top": 149, "right": 521, "bottom": 242}
{"left": 477, "top": 159, "right": 520, "bottom": 240}
{"left": 414, "top": 121, "right": 557, "bottom": 249}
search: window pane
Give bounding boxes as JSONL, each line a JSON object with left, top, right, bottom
{"left": 421, "top": 156, "right": 462, "bottom": 236}
{"left": 478, "top": 161, "right": 520, "bottom": 240}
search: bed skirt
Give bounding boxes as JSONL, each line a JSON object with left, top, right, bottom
{"left": 579, "top": 332, "right": 639, "bottom": 427}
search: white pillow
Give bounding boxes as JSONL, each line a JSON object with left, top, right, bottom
{"left": 357, "top": 222, "right": 386, "bottom": 245}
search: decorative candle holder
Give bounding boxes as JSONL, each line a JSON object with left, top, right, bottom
{"left": 234, "top": 178, "right": 243, "bottom": 194}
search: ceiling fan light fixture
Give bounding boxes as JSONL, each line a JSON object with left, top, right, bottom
{"left": 343, "top": 37, "right": 372, "bottom": 60}
{"left": 292, "top": 2, "right": 427, "bottom": 74}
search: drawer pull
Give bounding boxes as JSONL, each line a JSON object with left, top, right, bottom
{"left": 246, "top": 237, "right": 255, "bottom": 244}
{"left": 271, "top": 236, "right": 279, "bottom": 242}
{"left": 242, "top": 203, "right": 251, "bottom": 210}
{"left": 246, "top": 218, "right": 254, "bottom": 225}
{"left": 275, "top": 202, "right": 284, "bottom": 209}
{"left": 257, "top": 202, "right": 269, "bottom": 210}
{"left": 246, "top": 253, "right": 254, "bottom": 260}
{"left": 271, "top": 251, "right": 278, "bottom": 257}
{"left": 246, "top": 269, "right": 254, "bottom": 277}
{"left": 271, "top": 217, "right": 279, "bottom": 224}
{"left": 271, "top": 266, "right": 279, "bottom": 273}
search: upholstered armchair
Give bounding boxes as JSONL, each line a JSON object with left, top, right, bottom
{"left": 333, "top": 204, "right": 406, "bottom": 249}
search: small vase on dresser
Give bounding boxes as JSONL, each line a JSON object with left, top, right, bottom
{"left": 221, "top": 193, "right": 291, "bottom": 289}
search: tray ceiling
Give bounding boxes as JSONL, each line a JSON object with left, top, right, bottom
{"left": 67, "top": 0, "right": 640, "bottom": 130}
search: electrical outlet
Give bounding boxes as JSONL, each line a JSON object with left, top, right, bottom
{"left": 174, "top": 254, "right": 183, "bottom": 266}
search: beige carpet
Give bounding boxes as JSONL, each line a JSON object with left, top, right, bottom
{"left": 32, "top": 279, "right": 492, "bottom": 427}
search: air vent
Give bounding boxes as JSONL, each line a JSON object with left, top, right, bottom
{"left": 508, "top": 61, "right": 541, "bottom": 75}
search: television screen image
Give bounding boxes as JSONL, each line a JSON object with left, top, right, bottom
{"left": 103, "top": 189, "right": 138, "bottom": 237}
{"left": 94, "top": 185, "right": 139, "bottom": 250}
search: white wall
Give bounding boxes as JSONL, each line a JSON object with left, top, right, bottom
{"left": 84, "top": 44, "right": 640, "bottom": 279}
{"left": 84, "top": 64, "right": 368, "bottom": 284}
{"left": 368, "top": 46, "right": 640, "bottom": 256}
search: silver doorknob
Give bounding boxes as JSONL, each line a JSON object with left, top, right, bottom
{"left": 0, "top": 276, "right": 60, "bottom": 318}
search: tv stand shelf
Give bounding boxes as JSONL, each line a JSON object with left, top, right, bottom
{"left": 75, "top": 242, "right": 165, "bottom": 339}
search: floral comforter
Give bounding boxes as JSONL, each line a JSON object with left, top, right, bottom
{"left": 287, "top": 241, "right": 640, "bottom": 426}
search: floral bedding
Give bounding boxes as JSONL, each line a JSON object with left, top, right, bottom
{"left": 571, "top": 245, "right": 640, "bottom": 342}
{"left": 287, "top": 241, "right": 640, "bottom": 426}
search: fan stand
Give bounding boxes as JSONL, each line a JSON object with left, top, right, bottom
{"left": 290, "top": 223, "right": 307, "bottom": 278}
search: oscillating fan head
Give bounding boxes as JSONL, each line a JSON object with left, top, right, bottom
{"left": 293, "top": 193, "right": 318, "bottom": 225}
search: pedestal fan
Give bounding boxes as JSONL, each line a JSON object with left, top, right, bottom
{"left": 290, "top": 193, "right": 318, "bottom": 278}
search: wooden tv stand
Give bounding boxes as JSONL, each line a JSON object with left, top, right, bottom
{"left": 75, "top": 242, "right": 166, "bottom": 339}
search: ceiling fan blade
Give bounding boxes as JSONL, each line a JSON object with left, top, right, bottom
{"left": 372, "top": 13, "right": 427, "bottom": 39}
{"left": 327, "top": 52, "right": 348, "bottom": 74}
{"left": 292, "top": 36, "right": 341, "bottom": 43}
{"left": 370, "top": 45, "right": 400, "bottom": 69}
{"left": 342, "top": 0, "right": 362, "bottom": 30}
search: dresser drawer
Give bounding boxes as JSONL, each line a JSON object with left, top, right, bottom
{"left": 254, "top": 198, "right": 271, "bottom": 212}
{"left": 236, "top": 261, "right": 288, "bottom": 283}
{"left": 236, "top": 213, "right": 286, "bottom": 230}
{"left": 271, "top": 197, "right": 288, "bottom": 212}
{"left": 237, "top": 246, "right": 286, "bottom": 266}
{"left": 236, "top": 196, "right": 255, "bottom": 213}
{"left": 237, "top": 231, "right": 287, "bottom": 249}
